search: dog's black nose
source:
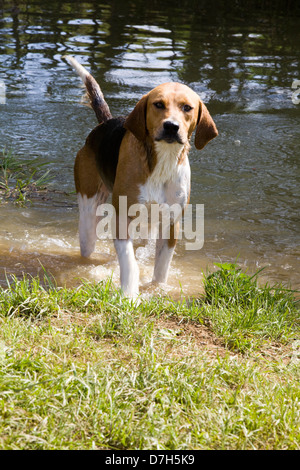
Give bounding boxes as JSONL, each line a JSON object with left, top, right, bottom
{"left": 163, "top": 120, "right": 179, "bottom": 135}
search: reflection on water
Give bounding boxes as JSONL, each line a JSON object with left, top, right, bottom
{"left": 0, "top": 1, "right": 299, "bottom": 295}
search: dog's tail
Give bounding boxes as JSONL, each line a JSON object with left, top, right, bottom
{"left": 63, "top": 55, "right": 112, "bottom": 124}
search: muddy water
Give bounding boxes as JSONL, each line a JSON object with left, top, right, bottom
{"left": 0, "top": 1, "right": 299, "bottom": 296}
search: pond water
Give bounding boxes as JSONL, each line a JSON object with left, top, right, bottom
{"left": 0, "top": 0, "right": 299, "bottom": 296}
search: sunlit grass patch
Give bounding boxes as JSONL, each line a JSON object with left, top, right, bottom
{"left": 202, "top": 263, "right": 300, "bottom": 352}
{"left": 0, "top": 266, "right": 299, "bottom": 449}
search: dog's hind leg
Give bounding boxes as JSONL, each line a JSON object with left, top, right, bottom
{"left": 75, "top": 147, "right": 109, "bottom": 258}
{"left": 77, "top": 186, "right": 109, "bottom": 257}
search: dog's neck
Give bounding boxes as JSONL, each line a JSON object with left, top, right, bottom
{"left": 146, "top": 140, "right": 190, "bottom": 186}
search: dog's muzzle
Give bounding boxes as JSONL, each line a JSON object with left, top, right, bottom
{"left": 156, "top": 120, "right": 183, "bottom": 144}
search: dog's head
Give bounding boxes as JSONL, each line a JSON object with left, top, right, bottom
{"left": 124, "top": 82, "right": 218, "bottom": 150}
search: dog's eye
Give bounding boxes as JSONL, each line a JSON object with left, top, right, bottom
{"left": 154, "top": 101, "right": 165, "bottom": 109}
{"left": 183, "top": 104, "right": 193, "bottom": 112}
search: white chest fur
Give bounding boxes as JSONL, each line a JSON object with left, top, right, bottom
{"left": 138, "top": 141, "right": 190, "bottom": 206}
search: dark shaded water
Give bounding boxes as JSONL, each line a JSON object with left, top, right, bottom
{"left": 0, "top": 0, "right": 299, "bottom": 295}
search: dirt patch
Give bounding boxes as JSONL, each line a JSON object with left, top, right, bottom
{"left": 49, "top": 309, "right": 298, "bottom": 365}
{"left": 153, "top": 317, "right": 230, "bottom": 359}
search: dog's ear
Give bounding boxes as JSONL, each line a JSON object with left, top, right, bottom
{"left": 124, "top": 94, "right": 148, "bottom": 141}
{"left": 194, "top": 101, "right": 218, "bottom": 150}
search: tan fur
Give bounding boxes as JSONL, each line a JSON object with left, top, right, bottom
{"left": 112, "top": 132, "right": 150, "bottom": 213}
{"left": 74, "top": 147, "right": 109, "bottom": 203}
{"left": 74, "top": 147, "right": 101, "bottom": 198}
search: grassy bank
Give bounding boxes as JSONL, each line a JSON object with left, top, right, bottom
{"left": 0, "top": 148, "right": 59, "bottom": 206}
{"left": 0, "top": 264, "right": 299, "bottom": 450}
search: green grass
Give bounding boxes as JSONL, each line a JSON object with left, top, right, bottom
{"left": 202, "top": 262, "right": 299, "bottom": 352}
{"left": 0, "top": 148, "right": 52, "bottom": 205}
{"left": 0, "top": 265, "right": 299, "bottom": 449}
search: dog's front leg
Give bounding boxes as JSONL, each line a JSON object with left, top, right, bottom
{"left": 152, "top": 220, "right": 179, "bottom": 284}
{"left": 114, "top": 238, "right": 139, "bottom": 298}
{"left": 114, "top": 234, "right": 139, "bottom": 299}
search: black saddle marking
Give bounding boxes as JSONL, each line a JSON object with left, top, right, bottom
{"left": 86, "top": 116, "right": 127, "bottom": 192}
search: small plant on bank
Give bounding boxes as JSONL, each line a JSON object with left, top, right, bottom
{"left": 0, "top": 148, "right": 52, "bottom": 205}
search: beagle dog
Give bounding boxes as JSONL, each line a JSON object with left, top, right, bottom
{"left": 64, "top": 56, "right": 218, "bottom": 298}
